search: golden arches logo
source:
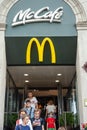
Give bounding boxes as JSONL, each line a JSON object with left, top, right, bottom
{"left": 26, "top": 37, "right": 56, "bottom": 64}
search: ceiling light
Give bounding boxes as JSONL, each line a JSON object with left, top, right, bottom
{"left": 25, "top": 80, "right": 29, "bottom": 83}
{"left": 57, "top": 73, "right": 62, "bottom": 76}
{"left": 24, "top": 73, "right": 29, "bottom": 76}
{"left": 55, "top": 80, "right": 60, "bottom": 83}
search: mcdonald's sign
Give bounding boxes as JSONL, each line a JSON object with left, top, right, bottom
{"left": 26, "top": 37, "right": 56, "bottom": 64}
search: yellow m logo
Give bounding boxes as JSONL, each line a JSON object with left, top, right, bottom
{"left": 26, "top": 37, "right": 56, "bottom": 64}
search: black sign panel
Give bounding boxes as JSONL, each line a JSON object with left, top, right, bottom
{"left": 5, "top": 37, "right": 77, "bottom": 65}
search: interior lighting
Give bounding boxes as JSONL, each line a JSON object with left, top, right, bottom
{"left": 57, "top": 73, "right": 62, "bottom": 76}
{"left": 25, "top": 80, "right": 29, "bottom": 83}
{"left": 24, "top": 73, "right": 29, "bottom": 76}
{"left": 55, "top": 80, "right": 60, "bottom": 83}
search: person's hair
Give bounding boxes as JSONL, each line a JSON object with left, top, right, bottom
{"left": 48, "top": 100, "right": 54, "bottom": 105}
{"left": 18, "top": 109, "right": 27, "bottom": 118}
{"left": 47, "top": 112, "right": 54, "bottom": 118}
{"left": 28, "top": 91, "right": 33, "bottom": 94}
{"left": 26, "top": 99, "right": 31, "bottom": 103}
{"left": 34, "top": 109, "right": 41, "bottom": 114}
{"left": 27, "top": 91, "right": 33, "bottom": 97}
{"left": 58, "top": 126, "right": 66, "bottom": 130}
{"left": 19, "top": 109, "right": 27, "bottom": 115}
{"left": 21, "top": 114, "right": 29, "bottom": 120}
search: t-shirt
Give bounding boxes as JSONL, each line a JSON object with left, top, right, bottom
{"left": 31, "top": 118, "right": 44, "bottom": 130}
{"left": 15, "top": 124, "right": 30, "bottom": 130}
{"left": 25, "top": 97, "right": 38, "bottom": 109}
{"left": 24, "top": 107, "right": 34, "bottom": 119}
{"left": 30, "top": 97, "right": 38, "bottom": 109}
{"left": 46, "top": 117, "right": 55, "bottom": 128}
{"left": 46, "top": 105, "right": 56, "bottom": 113}
{"left": 16, "top": 119, "right": 33, "bottom": 130}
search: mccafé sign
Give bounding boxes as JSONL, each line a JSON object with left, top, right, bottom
{"left": 5, "top": 0, "right": 77, "bottom": 65}
{"left": 26, "top": 37, "right": 56, "bottom": 64}
{"left": 12, "top": 6, "right": 63, "bottom": 27}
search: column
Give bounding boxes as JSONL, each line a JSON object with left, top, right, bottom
{"left": 76, "top": 24, "right": 87, "bottom": 128}
{"left": 0, "top": 25, "right": 6, "bottom": 130}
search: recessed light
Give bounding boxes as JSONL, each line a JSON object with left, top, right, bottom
{"left": 25, "top": 80, "right": 29, "bottom": 83}
{"left": 24, "top": 73, "right": 29, "bottom": 76}
{"left": 57, "top": 73, "right": 62, "bottom": 76}
{"left": 55, "top": 80, "right": 60, "bottom": 83}
{"left": 33, "top": 89, "right": 39, "bottom": 91}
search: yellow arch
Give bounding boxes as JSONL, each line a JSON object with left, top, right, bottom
{"left": 41, "top": 37, "right": 56, "bottom": 63}
{"left": 26, "top": 37, "right": 56, "bottom": 64}
{"left": 26, "top": 38, "right": 41, "bottom": 64}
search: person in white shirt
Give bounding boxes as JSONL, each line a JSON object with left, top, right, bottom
{"left": 46, "top": 100, "right": 56, "bottom": 118}
{"left": 25, "top": 92, "right": 38, "bottom": 110}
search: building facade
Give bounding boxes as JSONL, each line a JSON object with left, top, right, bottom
{"left": 0, "top": 0, "right": 87, "bottom": 129}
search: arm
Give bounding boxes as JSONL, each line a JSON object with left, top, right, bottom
{"left": 42, "top": 125, "right": 45, "bottom": 130}
{"left": 34, "top": 97, "right": 38, "bottom": 109}
{"left": 15, "top": 125, "right": 19, "bottom": 130}
{"left": 54, "top": 107, "right": 56, "bottom": 113}
{"left": 35, "top": 102, "right": 38, "bottom": 109}
{"left": 54, "top": 121, "right": 56, "bottom": 130}
{"left": 16, "top": 120, "right": 19, "bottom": 126}
{"left": 47, "top": 122, "right": 48, "bottom": 130}
{"left": 28, "top": 120, "right": 33, "bottom": 130}
{"left": 45, "top": 107, "right": 48, "bottom": 117}
{"left": 54, "top": 105, "right": 56, "bottom": 113}
{"left": 41, "top": 118, "right": 45, "bottom": 130}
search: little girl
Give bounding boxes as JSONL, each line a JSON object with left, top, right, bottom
{"left": 46, "top": 112, "right": 56, "bottom": 130}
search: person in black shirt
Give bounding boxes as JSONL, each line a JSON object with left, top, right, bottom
{"left": 31, "top": 109, "right": 45, "bottom": 130}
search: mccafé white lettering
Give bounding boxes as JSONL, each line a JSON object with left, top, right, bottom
{"left": 12, "top": 6, "right": 63, "bottom": 26}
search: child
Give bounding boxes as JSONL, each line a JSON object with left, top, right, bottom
{"left": 16, "top": 109, "right": 33, "bottom": 130}
{"left": 58, "top": 126, "right": 65, "bottom": 130}
{"left": 23, "top": 100, "right": 34, "bottom": 120}
{"left": 31, "top": 109, "right": 45, "bottom": 130}
{"left": 24, "top": 91, "right": 38, "bottom": 110}
{"left": 46, "top": 100, "right": 56, "bottom": 119}
{"left": 15, "top": 114, "right": 30, "bottom": 130}
{"left": 46, "top": 112, "right": 56, "bottom": 130}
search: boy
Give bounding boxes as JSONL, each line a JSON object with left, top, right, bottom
{"left": 16, "top": 109, "right": 33, "bottom": 130}
{"left": 15, "top": 114, "right": 30, "bottom": 130}
{"left": 31, "top": 109, "right": 45, "bottom": 130}
{"left": 23, "top": 100, "right": 34, "bottom": 120}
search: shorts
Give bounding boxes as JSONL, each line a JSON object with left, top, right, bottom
{"left": 48, "top": 128, "right": 55, "bottom": 130}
